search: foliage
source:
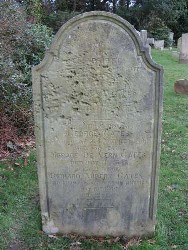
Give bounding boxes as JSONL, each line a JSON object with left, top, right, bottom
{"left": 43, "top": 11, "right": 80, "bottom": 33}
{"left": 116, "top": 0, "right": 188, "bottom": 43}
{"left": 54, "top": 0, "right": 112, "bottom": 12}
{"left": 18, "top": 0, "right": 117, "bottom": 32}
{"left": 15, "top": 0, "right": 188, "bottom": 42}
{"left": 24, "top": 0, "right": 44, "bottom": 23}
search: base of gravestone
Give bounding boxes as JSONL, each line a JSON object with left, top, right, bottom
{"left": 179, "top": 52, "right": 188, "bottom": 64}
{"left": 41, "top": 215, "right": 156, "bottom": 237}
{"left": 42, "top": 226, "right": 156, "bottom": 239}
{"left": 179, "top": 58, "right": 188, "bottom": 64}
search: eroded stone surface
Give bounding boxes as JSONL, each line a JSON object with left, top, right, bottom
{"left": 32, "top": 12, "right": 163, "bottom": 237}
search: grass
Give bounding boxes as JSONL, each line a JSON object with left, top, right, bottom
{"left": 0, "top": 49, "right": 188, "bottom": 249}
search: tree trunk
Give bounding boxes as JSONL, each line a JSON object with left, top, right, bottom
{"left": 127, "top": 0, "right": 130, "bottom": 9}
{"left": 73, "top": 0, "right": 77, "bottom": 11}
{"left": 113, "top": 0, "right": 117, "bottom": 13}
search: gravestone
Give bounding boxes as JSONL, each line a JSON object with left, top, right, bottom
{"left": 140, "top": 30, "right": 148, "bottom": 45}
{"left": 174, "top": 79, "right": 188, "bottom": 95}
{"left": 140, "top": 30, "right": 153, "bottom": 55}
{"left": 147, "top": 38, "right": 155, "bottom": 46}
{"left": 179, "top": 33, "right": 188, "bottom": 64}
{"left": 154, "top": 40, "right": 164, "bottom": 50}
{"left": 32, "top": 12, "right": 163, "bottom": 237}
{"left": 169, "top": 32, "right": 174, "bottom": 47}
{"left": 177, "top": 37, "right": 182, "bottom": 50}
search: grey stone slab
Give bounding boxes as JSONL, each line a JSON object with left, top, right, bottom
{"left": 154, "top": 40, "right": 164, "bottom": 50}
{"left": 140, "top": 30, "right": 148, "bottom": 45}
{"left": 147, "top": 38, "right": 155, "bottom": 46}
{"left": 174, "top": 79, "right": 188, "bottom": 95}
{"left": 169, "top": 32, "right": 174, "bottom": 46}
{"left": 179, "top": 33, "right": 188, "bottom": 64}
{"left": 177, "top": 37, "right": 182, "bottom": 50}
{"left": 32, "top": 11, "right": 163, "bottom": 237}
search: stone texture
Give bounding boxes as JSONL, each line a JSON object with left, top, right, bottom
{"left": 32, "top": 11, "right": 163, "bottom": 237}
{"left": 169, "top": 32, "right": 174, "bottom": 47}
{"left": 172, "top": 51, "right": 180, "bottom": 58}
{"left": 140, "top": 30, "right": 148, "bottom": 45}
{"left": 139, "top": 30, "right": 153, "bottom": 55}
{"left": 154, "top": 40, "right": 164, "bottom": 50}
{"left": 177, "top": 37, "right": 182, "bottom": 50}
{"left": 179, "top": 33, "right": 188, "bottom": 64}
{"left": 147, "top": 38, "right": 155, "bottom": 46}
{"left": 174, "top": 79, "right": 188, "bottom": 95}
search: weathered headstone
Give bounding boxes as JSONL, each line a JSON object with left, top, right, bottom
{"left": 169, "top": 32, "right": 174, "bottom": 47}
{"left": 147, "top": 38, "right": 155, "bottom": 46}
{"left": 174, "top": 79, "right": 188, "bottom": 95}
{"left": 139, "top": 30, "right": 153, "bottom": 55}
{"left": 177, "top": 37, "right": 182, "bottom": 50}
{"left": 32, "top": 12, "right": 163, "bottom": 237}
{"left": 140, "top": 30, "right": 148, "bottom": 45}
{"left": 172, "top": 51, "right": 180, "bottom": 58}
{"left": 154, "top": 40, "right": 164, "bottom": 50}
{"left": 179, "top": 33, "right": 188, "bottom": 64}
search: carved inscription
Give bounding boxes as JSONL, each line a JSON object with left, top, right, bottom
{"left": 33, "top": 12, "right": 163, "bottom": 236}
{"left": 42, "top": 20, "right": 154, "bottom": 225}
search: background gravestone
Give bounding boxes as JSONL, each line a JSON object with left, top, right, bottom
{"left": 169, "top": 32, "right": 174, "bottom": 47}
{"left": 179, "top": 33, "right": 188, "bottom": 64}
{"left": 147, "top": 38, "right": 155, "bottom": 46}
{"left": 154, "top": 40, "right": 164, "bottom": 50}
{"left": 177, "top": 37, "right": 182, "bottom": 50}
{"left": 32, "top": 12, "right": 163, "bottom": 237}
{"left": 140, "top": 30, "right": 148, "bottom": 46}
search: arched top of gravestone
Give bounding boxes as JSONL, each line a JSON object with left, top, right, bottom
{"left": 33, "top": 11, "right": 162, "bottom": 74}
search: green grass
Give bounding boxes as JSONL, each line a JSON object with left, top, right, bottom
{"left": 0, "top": 49, "right": 188, "bottom": 249}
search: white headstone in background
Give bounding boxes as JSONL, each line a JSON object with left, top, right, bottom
{"left": 179, "top": 33, "right": 188, "bottom": 64}
{"left": 154, "top": 40, "right": 164, "bottom": 50}
{"left": 147, "top": 38, "right": 155, "bottom": 46}
{"left": 177, "top": 37, "right": 182, "bottom": 50}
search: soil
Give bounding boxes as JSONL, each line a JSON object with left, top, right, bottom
{"left": 0, "top": 112, "right": 35, "bottom": 160}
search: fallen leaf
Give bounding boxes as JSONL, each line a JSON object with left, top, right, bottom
{"left": 114, "top": 237, "right": 120, "bottom": 243}
{"left": 70, "top": 242, "right": 81, "bottom": 246}
{"left": 23, "top": 152, "right": 30, "bottom": 166}
{"left": 178, "top": 209, "right": 186, "bottom": 216}
{"left": 166, "top": 185, "right": 174, "bottom": 192}
{"left": 171, "top": 245, "right": 178, "bottom": 249}
{"left": 7, "top": 141, "right": 16, "bottom": 150}
{"left": 69, "top": 242, "right": 82, "bottom": 250}
{"left": 147, "top": 239, "right": 156, "bottom": 244}
{"left": 123, "top": 237, "right": 141, "bottom": 249}
{"left": 48, "top": 234, "right": 58, "bottom": 239}
{"left": 24, "top": 158, "right": 28, "bottom": 166}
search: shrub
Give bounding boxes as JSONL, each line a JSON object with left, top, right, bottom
{"left": 142, "top": 14, "right": 171, "bottom": 47}
{"left": 43, "top": 11, "right": 80, "bottom": 33}
{"left": 0, "top": 2, "right": 53, "bottom": 135}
